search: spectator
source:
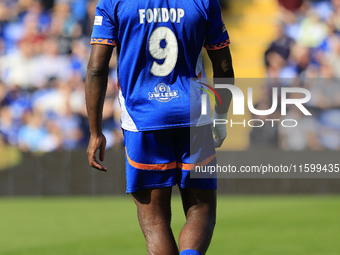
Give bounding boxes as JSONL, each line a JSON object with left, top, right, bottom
{"left": 260, "top": 0, "right": 340, "bottom": 151}
{"left": 17, "top": 110, "right": 56, "bottom": 152}
{"left": 0, "top": 0, "right": 122, "bottom": 152}
{"left": 0, "top": 39, "right": 36, "bottom": 88}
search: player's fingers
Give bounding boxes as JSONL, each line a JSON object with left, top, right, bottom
{"left": 214, "top": 138, "right": 220, "bottom": 148}
{"left": 214, "top": 137, "right": 224, "bottom": 148}
{"left": 99, "top": 136, "right": 106, "bottom": 162}
{"left": 86, "top": 149, "right": 95, "bottom": 166}
{"left": 87, "top": 148, "right": 107, "bottom": 171}
{"left": 91, "top": 159, "right": 107, "bottom": 171}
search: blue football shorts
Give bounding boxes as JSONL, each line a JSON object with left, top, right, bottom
{"left": 123, "top": 125, "right": 217, "bottom": 193}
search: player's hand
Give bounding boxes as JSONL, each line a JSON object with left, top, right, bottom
{"left": 87, "top": 133, "right": 107, "bottom": 171}
{"left": 211, "top": 112, "right": 228, "bottom": 148}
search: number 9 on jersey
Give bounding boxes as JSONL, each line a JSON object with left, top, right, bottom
{"left": 149, "top": 26, "right": 178, "bottom": 77}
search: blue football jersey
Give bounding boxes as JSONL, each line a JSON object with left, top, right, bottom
{"left": 91, "top": 0, "right": 230, "bottom": 131}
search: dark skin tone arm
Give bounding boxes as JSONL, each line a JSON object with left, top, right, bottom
{"left": 85, "top": 44, "right": 114, "bottom": 171}
{"left": 207, "top": 46, "right": 234, "bottom": 114}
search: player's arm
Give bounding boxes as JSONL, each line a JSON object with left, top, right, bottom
{"left": 207, "top": 46, "right": 234, "bottom": 113}
{"left": 85, "top": 44, "right": 114, "bottom": 171}
{"left": 207, "top": 46, "right": 234, "bottom": 147}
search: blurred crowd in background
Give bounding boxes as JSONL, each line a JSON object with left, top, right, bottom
{"left": 0, "top": 0, "right": 122, "bottom": 152}
{"left": 251, "top": 0, "right": 340, "bottom": 150}
{"left": 0, "top": 0, "right": 339, "bottom": 152}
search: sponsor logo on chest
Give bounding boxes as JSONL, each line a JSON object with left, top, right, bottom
{"left": 149, "top": 83, "right": 179, "bottom": 103}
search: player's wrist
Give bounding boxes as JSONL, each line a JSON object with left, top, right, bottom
{"left": 90, "top": 132, "right": 103, "bottom": 138}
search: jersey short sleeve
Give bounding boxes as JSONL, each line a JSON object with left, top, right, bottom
{"left": 90, "top": 0, "right": 118, "bottom": 46}
{"left": 204, "top": 0, "right": 230, "bottom": 50}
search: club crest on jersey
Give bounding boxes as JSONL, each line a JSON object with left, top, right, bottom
{"left": 149, "top": 83, "right": 179, "bottom": 103}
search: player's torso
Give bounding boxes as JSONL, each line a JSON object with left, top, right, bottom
{"left": 113, "top": 0, "right": 210, "bottom": 131}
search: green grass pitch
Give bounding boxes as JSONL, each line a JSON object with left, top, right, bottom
{"left": 0, "top": 195, "right": 339, "bottom": 255}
